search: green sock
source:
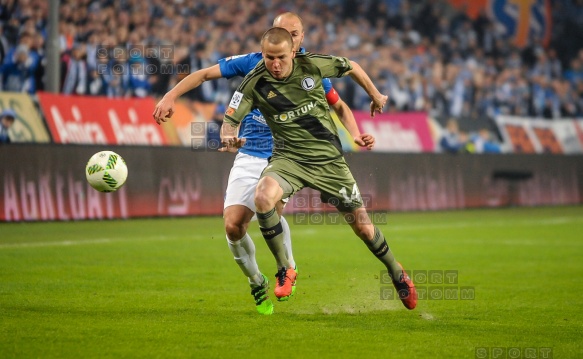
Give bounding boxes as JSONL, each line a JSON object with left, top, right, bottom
{"left": 257, "top": 208, "right": 289, "bottom": 269}
{"left": 365, "top": 226, "right": 402, "bottom": 281}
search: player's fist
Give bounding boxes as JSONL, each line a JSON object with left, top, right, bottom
{"left": 354, "top": 133, "right": 375, "bottom": 151}
{"left": 219, "top": 137, "right": 247, "bottom": 153}
{"left": 152, "top": 96, "right": 175, "bottom": 125}
{"left": 370, "top": 94, "right": 388, "bottom": 117}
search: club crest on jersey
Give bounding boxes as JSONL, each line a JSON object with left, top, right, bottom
{"left": 301, "top": 77, "right": 315, "bottom": 91}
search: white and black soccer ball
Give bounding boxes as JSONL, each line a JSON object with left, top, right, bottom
{"left": 85, "top": 151, "right": 128, "bottom": 192}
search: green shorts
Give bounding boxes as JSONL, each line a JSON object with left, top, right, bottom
{"left": 261, "top": 156, "right": 363, "bottom": 212}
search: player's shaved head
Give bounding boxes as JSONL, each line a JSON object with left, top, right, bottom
{"left": 273, "top": 12, "right": 304, "bottom": 31}
{"left": 261, "top": 27, "right": 294, "bottom": 51}
{"left": 272, "top": 12, "right": 305, "bottom": 52}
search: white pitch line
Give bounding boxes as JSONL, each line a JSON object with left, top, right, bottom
{"left": 0, "top": 235, "right": 178, "bottom": 249}
{"left": 0, "top": 238, "right": 113, "bottom": 249}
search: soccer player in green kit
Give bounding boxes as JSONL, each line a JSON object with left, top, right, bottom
{"left": 221, "top": 27, "right": 417, "bottom": 310}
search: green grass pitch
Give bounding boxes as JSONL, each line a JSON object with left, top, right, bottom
{"left": 1, "top": 206, "right": 582, "bottom": 358}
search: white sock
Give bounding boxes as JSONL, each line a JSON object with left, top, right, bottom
{"left": 280, "top": 216, "right": 296, "bottom": 269}
{"left": 226, "top": 233, "right": 263, "bottom": 286}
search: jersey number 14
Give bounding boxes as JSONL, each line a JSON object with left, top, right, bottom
{"left": 339, "top": 184, "right": 362, "bottom": 204}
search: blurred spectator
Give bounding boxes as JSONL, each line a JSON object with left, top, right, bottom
{"left": 470, "top": 128, "right": 502, "bottom": 154}
{"left": 102, "top": 47, "right": 131, "bottom": 98}
{"left": 439, "top": 119, "right": 464, "bottom": 153}
{"left": 0, "top": 44, "right": 35, "bottom": 93}
{"left": 0, "top": 109, "right": 16, "bottom": 144}
{"left": 0, "top": 23, "right": 9, "bottom": 65}
{"left": 176, "top": 43, "right": 217, "bottom": 104}
{"left": 31, "top": 32, "right": 45, "bottom": 91}
{"left": 128, "top": 56, "right": 152, "bottom": 98}
{"left": 61, "top": 43, "right": 87, "bottom": 95}
{"left": 564, "top": 57, "right": 583, "bottom": 85}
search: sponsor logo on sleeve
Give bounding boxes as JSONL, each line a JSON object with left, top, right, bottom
{"left": 229, "top": 91, "right": 243, "bottom": 109}
{"left": 225, "top": 54, "right": 245, "bottom": 62}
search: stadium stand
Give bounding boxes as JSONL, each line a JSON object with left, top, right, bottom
{"left": 1, "top": 0, "right": 583, "bottom": 148}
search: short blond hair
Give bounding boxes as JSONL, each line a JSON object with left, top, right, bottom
{"left": 261, "top": 27, "right": 293, "bottom": 51}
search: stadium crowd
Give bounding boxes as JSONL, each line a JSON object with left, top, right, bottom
{"left": 1, "top": 0, "right": 583, "bottom": 127}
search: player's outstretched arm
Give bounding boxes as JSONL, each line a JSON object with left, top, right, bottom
{"left": 330, "top": 97, "right": 375, "bottom": 150}
{"left": 153, "top": 64, "right": 223, "bottom": 125}
{"left": 346, "top": 61, "right": 388, "bottom": 118}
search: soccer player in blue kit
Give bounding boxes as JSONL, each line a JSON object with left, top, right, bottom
{"left": 154, "top": 13, "right": 376, "bottom": 315}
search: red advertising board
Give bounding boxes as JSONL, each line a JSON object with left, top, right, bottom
{"left": 37, "top": 93, "right": 171, "bottom": 145}
{"left": 355, "top": 111, "right": 435, "bottom": 152}
{"left": 0, "top": 145, "right": 228, "bottom": 221}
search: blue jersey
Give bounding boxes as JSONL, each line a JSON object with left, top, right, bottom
{"left": 218, "top": 49, "right": 333, "bottom": 158}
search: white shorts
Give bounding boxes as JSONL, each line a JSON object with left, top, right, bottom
{"left": 224, "top": 152, "right": 268, "bottom": 212}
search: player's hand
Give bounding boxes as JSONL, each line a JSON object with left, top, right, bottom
{"left": 354, "top": 133, "right": 375, "bottom": 151}
{"left": 152, "top": 96, "right": 175, "bottom": 125}
{"left": 219, "top": 137, "right": 247, "bottom": 153}
{"left": 370, "top": 94, "right": 388, "bottom": 117}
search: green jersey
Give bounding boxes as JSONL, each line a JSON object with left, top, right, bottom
{"left": 224, "top": 52, "right": 353, "bottom": 164}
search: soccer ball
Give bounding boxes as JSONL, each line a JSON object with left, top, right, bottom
{"left": 85, "top": 151, "right": 128, "bottom": 192}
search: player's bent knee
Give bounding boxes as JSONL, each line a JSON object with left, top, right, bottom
{"left": 254, "top": 192, "right": 276, "bottom": 212}
{"left": 224, "top": 220, "right": 248, "bottom": 240}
